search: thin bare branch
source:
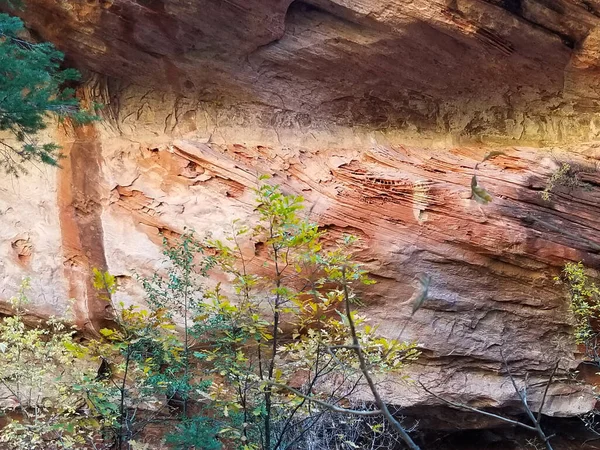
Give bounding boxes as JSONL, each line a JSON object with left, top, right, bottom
{"left": 537, "top": 360, "right": 560, "bottom": 422}
{"left": 500, "top": 350, "right": 555, "bottom": 450}
{"left": 340, "top": 267, "right": 421, "bottom": 450}
{"left": 418, "top": 381, "right": 537, "bottom": 432}
{"left": 265, "top": 381, "right": 383, "bottom": 416}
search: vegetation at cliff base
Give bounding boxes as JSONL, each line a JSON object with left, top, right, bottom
{"left": 0, "top": 182, "right": 422, "bottom": 450}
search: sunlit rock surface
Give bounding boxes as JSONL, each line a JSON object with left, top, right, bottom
{"left": 1, "top": 0, "right": 600, "bottom": 434}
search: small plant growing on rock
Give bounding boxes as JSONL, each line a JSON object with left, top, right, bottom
{"left": 541, "top": 162, "right": 593, "bottom": 201}
{"left": 556, "top": 262, "right": 600, "bottom": 357}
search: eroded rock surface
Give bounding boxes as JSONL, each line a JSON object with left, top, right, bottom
{"left": 8, "top": 0, "right": 600, "bottom": 144}
{"left": 1, "top": 0, "right": 600, "bottom": 433}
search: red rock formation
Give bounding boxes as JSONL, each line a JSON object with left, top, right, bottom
{"left": 7, "top": 0, "right": 600, "bottom": 143}
{"left": 57, "top": 124, "right": 116, "bottom": 334}
{"left": 1, "top": 0, "right": 600, "bottom": 438}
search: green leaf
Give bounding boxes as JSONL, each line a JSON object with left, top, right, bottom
{"left": 471, "top": 175, "right": 493, "bottom": 204}
{"left": 411, "top": 273, "right": 431, "bottom": 316}
{"left": 92, "top": 268, "right": 117, "bottom": 295}
{"left": 0, "top": 13, "right": 99, "bottom": 175}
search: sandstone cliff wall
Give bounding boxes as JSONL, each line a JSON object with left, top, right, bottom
{"left": 1, "top": 0, "right": 600, "bottom": 426}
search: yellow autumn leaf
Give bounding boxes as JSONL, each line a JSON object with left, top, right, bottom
{"left": 471, "top": 175, "right": 492, "bottom": 204}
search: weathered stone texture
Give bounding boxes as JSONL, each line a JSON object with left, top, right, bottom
{"left": 1, "top": 0, "right": 600, "bottom": 425}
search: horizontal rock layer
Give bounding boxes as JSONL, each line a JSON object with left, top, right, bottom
{"left": 6, "top": 0, "right": 600, "bottom": 144}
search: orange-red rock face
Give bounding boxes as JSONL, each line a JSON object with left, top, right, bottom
{"left": 1, "top": 0, "right": 600, "bottom": 426}
{"left": 7, "top": 0, "right": 600, "bottom": 143}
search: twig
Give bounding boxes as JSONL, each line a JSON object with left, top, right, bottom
{"left": 500, "top": 350, "right": 555, "bottom": 450}
{"left": 537, "top": 360, "right": 560, "bottom": 422}
{"left": 265, "top": 382, "right": 383, "bottom": 416}
{"left": 340, "top": 267, "right": 421, "bottom": 450}
{"left": 418, "top": 381, "right": 537, "bottom": 432}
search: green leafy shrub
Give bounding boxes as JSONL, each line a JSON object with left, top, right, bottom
{"left": 88, "top": 269, "right": 193, "bottom": 449}
{"left": 557, "top": 262, "right": 600, "bottom": 346}
{"left": 0, "top": 279, "right": 104, "bottom": 449}
{"left": 189, "top": 180, "right": 420, "bottom": 450}
{"left": 164, "top": 416, "right": 222, "bottom": 450}
{"left": 0, "top": 182, "right": 422, "bottom": 450}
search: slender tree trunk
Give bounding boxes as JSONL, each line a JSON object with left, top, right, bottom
{"left": 118, "top": 347, "right": 132, "bottom": 450}
{"left": 342, "top": 268, "right": 421, "bottom": 450}
{"left": 264, "top": 241, "right": 282, "bottom": 450}
{"left": 183, "top": 277, "right": 189, "bottom": 420}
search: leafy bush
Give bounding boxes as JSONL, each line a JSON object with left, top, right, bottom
{"left": 557, "top": 262, "right": 600, "bottom": 349}
{"left": 187, "top": 180, "right": 419, "bottom": 450}
{"left": 89, "top": 269, "right": 193, "bottom": 449}
{"left": 0, "top": 182, "right": 421, "bottom": 450}
{"left": 0, "top": 280, "right": 104, "bottom": 449}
